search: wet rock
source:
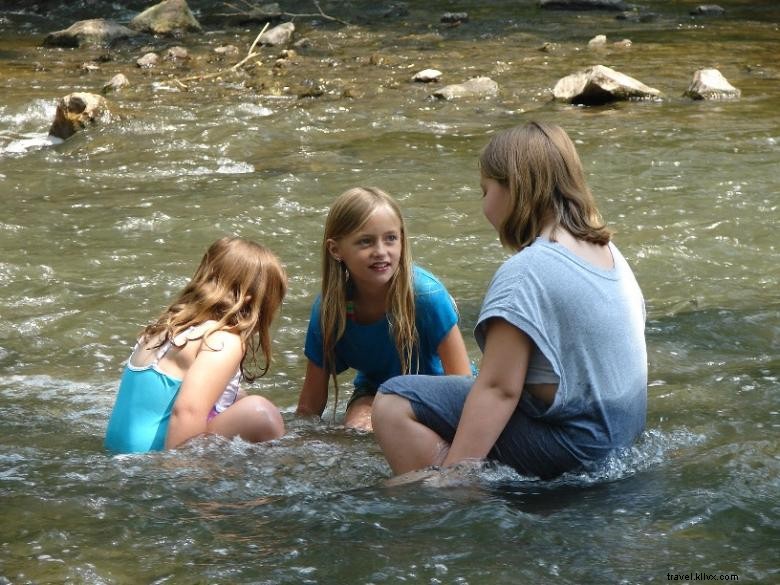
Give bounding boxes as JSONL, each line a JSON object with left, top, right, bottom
{"left": 432, "top": 76, "right": 498, "bottom": 100}
{"left": 683, "top": 68, "right": 740, "bottom": 100}
{"left": 540, "top": 0, "right": 629, "bottom": 10}
{"left": 48, "top": 92, "right": 111, "bottom": 140}
{"left": 538, "top": 42, "right": 561, "bottom": 52}
{"left": 259, "top": 22, "right": 294, "bottom": 46}
{"left": 553, "top": 65, "right": 661, "bottom": 104}
{"left": 413, "top": 68, "right": 442, "bottom": 83}
{"left": 165, "top": 46, "right": 189, "bottom": 60}
{"left": 588, "top": 35, "right": 607, "bottom": 48}
{"left": 613, "top": 38, "right": 632, "bottom": 48}
{"left": 129, "top": 0, "right": 202, "bottom": 35}
{"left": 297, "top": 80, "right": 325, "bottom": 98}
{"left": 43, "top": 19, "right": 137, "bottom": 48}
{"left": 441, "top": 12, "right": 468, "bottom": 23}
{"left": 691, "top": 4, "right": 725, "bottom": 16}
{"left": 102, "top": 73, "right": 129, "bottom": 94}
{"left": 293, "top": 38, "right": 312, "bottom": 49}
{"left": 80, "top": 62, "right": 100, "bottom": 73}
{"left": 616, "top": 10, "right": 659, "bottom": 22}
{"left": 214, "top": 45, "right": 240, "bottom": 57}
{"left": 137, "top": 52, "right": 159, "bottom": 68}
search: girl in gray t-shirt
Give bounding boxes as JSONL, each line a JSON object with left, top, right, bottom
{"left": 373, "top": 122, "right": 647, "bottom": 479}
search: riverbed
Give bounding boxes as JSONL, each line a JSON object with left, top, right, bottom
{"left": 0, "top": 0, "right": 778, "bottom": 583}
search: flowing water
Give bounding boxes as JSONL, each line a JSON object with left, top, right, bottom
{"left": 1, "top": 0, "right": 778, "bottom": 583}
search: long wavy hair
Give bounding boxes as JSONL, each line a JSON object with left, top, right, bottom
{"left": 141, "top": 236, "right": 287, "bottom": 382}
{"left": 479, "top": 121, "right": 612, "bottom": 252}
{"left": 320, "top": 187, "right": 417, "bottom": 417}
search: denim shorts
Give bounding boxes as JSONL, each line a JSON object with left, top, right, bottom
{"left": 378, "top": 374, "right": 583, "bottom": 479}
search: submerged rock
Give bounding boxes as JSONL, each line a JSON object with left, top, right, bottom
{"left": 540, "top": 0, "right": 629, "bottom": 11}
{"left": 441, "top": 12, "right": 468, "bottom": 23}
{"left": 43, "top": 19, "right": 137, "bottom": 48}
{"left": 259, "top": 22, "right": 295, "bottom": 46}
{"left": 690, "top": 4, "right": 725, "bottom": 16}
{"left": 102, "top": 73, "right": 129, "bottom": 94}
{"left": 432, "top": 77, "right": 498, "bottom": 100}
{"left": 129, "top": 0, "right": 202, "bottom": 35}
{"left": 553, "top": 65, "right": 661, "bottom": 104}
{"left": 48, "top": 92, "right": 112, "bottom": 140}
{"left": 684, "top": 68, "right": 740, "bottom": 100}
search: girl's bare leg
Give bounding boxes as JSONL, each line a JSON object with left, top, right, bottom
{"left": 207, "top": 395, "right": 284, "bottom": 443}
{"left": 372, "top": 393, "right": 449, "bottom": 475}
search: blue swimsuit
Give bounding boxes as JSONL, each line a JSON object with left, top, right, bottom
{"left": 104, "top": 333, "right": 240, "bottom": 454}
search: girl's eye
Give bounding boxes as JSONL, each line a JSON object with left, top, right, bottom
{"left": 385, "top": 234, "right": 399, "bottom": 242}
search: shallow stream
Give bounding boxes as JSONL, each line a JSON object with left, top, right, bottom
{"left": 1, "top": 1, "right": 778, "bottom": 583}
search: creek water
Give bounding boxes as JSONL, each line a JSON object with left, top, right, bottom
{"left": 1, "top": 0, "right": 778, "bottom": 583}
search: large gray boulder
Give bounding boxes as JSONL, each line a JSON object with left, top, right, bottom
{"left": 683, "top": 68, "right": 740, "bottom": 100}
{"left": 553, "top": 65, "right": 661, "bottom": 104}
{"left": 43, "top": 19, "right": 138, "bottom": 48}
{"left": 48, "top": 92, "right": 112, "bottom": 140}
{"left": 129, "top": 0, "right": 202, "bottom": 35}
{"left": 432, "top": 77, "right": 498, "bottom": 100}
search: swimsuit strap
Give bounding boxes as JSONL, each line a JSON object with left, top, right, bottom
{"left": 144, "top": 325, "right": 198, "bottom": 366}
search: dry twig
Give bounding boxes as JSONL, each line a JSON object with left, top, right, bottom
{"left": 173, "top": 22, "right": 270, "bottom": 89}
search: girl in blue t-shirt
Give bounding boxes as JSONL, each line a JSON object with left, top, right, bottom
{"left": 104, "top": 237, "right": 287, "bottom": 454}
{"left": 296, "top": 187, "right": 472, "bottom": 431}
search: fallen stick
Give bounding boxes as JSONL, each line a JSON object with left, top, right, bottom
{"left": 174, "top": 22, "right": 269, "bottom": 89}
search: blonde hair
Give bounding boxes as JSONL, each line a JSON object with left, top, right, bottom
{"left": 320, "top": 187, "right": 417, "bottom": 417}
{"left": 142, "top": 236, "right": 287, "bottom": 382}
{"left": 479, "top": 121, "right": 612, "bottom": 251}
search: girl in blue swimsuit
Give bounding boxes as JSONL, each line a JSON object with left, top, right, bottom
{"left": 104, "top": 236, "right": 287, "bottom": 454}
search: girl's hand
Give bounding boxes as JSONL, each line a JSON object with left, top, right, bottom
{"left": 165, "top": 330, "right": 244, "bottom": 449}
{"left": 296, "top": 359, "right": 330, "bottom": 418}
{"left": 442, "top": 318, "right": 531, "bottom": 466}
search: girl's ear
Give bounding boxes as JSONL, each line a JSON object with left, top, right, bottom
{"left": 326, "top": 238, "right": 341, "bottom": 261}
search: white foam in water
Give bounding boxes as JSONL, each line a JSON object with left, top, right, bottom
{"left": 216, "top": 158, "right": 254, "bottom": 174}
{"left": 466, "top": 428, "right": 707, "bottom": 487}
{"left": 1, "top": 133, "right": 62, "bottom": 155}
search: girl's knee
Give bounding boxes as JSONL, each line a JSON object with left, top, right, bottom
{"left": 245, "top": 395, "right": 285, "bottom": 438}
{"left": 216, "top": 395, "right": 285, "bottom": 441}
{"left": 372, "top": 392, "right": 412, "bottom": 428}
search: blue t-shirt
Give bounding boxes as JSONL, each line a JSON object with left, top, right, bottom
{"left": 304, "top": 265, "right": 459, "bottom": 392}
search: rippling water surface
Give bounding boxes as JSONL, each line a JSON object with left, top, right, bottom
{"left": 1, "top": 0, "right": 778, "bottom": 583}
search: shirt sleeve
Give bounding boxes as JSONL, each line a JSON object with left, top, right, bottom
{"left": 303, "top": 297, "right": 325, "bottom": 369}
{"left": 415, "top": 271, "right": 460, "bottom": 351}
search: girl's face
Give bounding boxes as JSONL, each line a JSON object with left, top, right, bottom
{"left": 328, "top": 205, "right": 402, "bottom": 294}
{"left": 480, "top": 175, "right": 511, "bottom": 230}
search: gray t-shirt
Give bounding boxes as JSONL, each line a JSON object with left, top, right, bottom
{"left": 475, "top": 238, "right": 647, "bottom": 458}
